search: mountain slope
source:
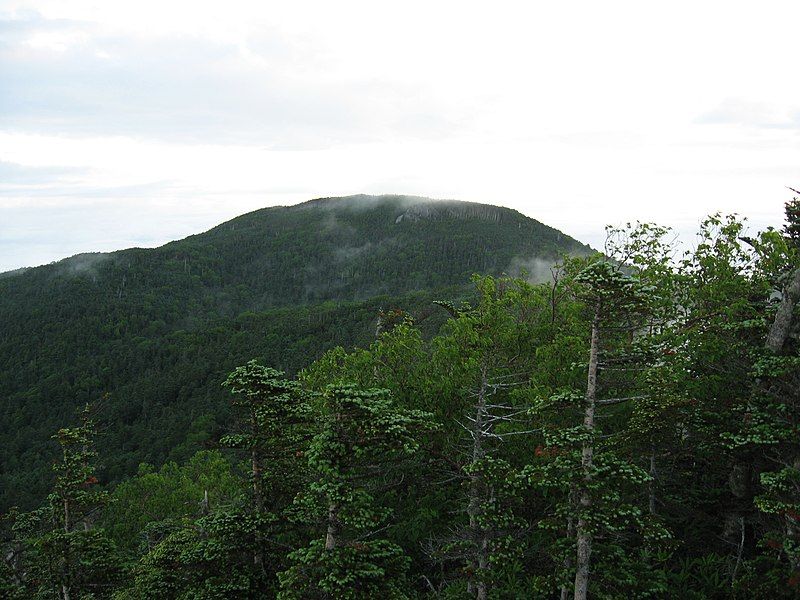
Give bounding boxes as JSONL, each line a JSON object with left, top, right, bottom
{"left": 0, "top": 195, "right": 590, "bottom": 509}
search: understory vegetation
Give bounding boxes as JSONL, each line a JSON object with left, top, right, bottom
{"left": 2, "top": 197, "right": 799, "bottom": 598}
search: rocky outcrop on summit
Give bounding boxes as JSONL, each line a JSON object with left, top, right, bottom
{"left": 394, "top": 201, "right": 507, "bottom": 224}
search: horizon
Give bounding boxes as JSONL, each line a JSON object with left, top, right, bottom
{"left": 1, "top": 189, "right": 794, "bottom": 273}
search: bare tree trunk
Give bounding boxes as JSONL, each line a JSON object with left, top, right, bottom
{"left": 648, "top": 451, "right": 657, "bottom": 515}
{"left": 560, "top": 486, "right": 576, "bottom": 600}
{"left": 201, "top": 489, "right": 210, "bottom": 515}
{"left": 765, "top": 267, "right": 800, "bottom": 354}
{"left": 574, "top": 305, "right": 600, "bottom": 600}
{"left": 325, "top": 503, "right": 339, "bottom": 550}
{"left": 467, "top": 365, "right": 489, "bottom": 600}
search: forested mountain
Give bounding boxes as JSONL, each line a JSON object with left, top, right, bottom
{"left": 2, "top": 196, "right": 799, "bottom": 598}
{"left": 0, "top": 195, "right": 589, "bottom": 511}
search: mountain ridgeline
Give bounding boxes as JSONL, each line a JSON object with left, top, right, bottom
{"left": 0, "top": 195, "right": 589, "bottom": 510}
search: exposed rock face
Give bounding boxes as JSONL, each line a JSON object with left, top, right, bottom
{"left": 288, "top": 194, "right": 510, "bottom": 225}
{"left": 395, "top": 200, "right": 506, "bottom": 224}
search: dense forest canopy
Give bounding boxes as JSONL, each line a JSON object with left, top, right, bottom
{"left": 0, "top": 195, "right": 589, "bottom": 511}
{"left": 2, "top": 194, "right": 799, "bottom": 598}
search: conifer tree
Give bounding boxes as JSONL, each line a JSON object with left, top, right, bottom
{"left": 673, "top": 214, "right": 784, "bottom": 582}
{"left": 31, "top": 404, "right": 122, "bottom": 599}
{"left": 528, "top": 257, "right": 670, "bottom": 599}
{"left": 431, "top": 277, "right": 535, "bottom": 599}
{"left": 720, "top": 198, "right": 800, "bottom": 589}
{"left": 120, "top": 362, "right": 311, "bottom": 598}
{"left": 221, "top": 360, "right": 312, "bottom": 515}
{"left": 278, "top": 385, "right": 436, "bottom": 599}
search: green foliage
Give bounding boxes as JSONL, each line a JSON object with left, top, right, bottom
{"left": 278, "top": 538, "right": 411, "bottom": 599}
{"left": 784, "top": 193, "right": 800, "bottom": 248}
{"left": 103, "top": 450, "right": 242, "bottom": 555}
{"left": 118, "top": 509, "right": 278, "bottom": 599}
{"left": 0, "top": 405, "right": 124, "bottom": 598}
{"left": 279, "top": 385, "right": 436, "bottom": 598}
{"left": 0, "top": 196, "right": 588, "bottom": 512}
{"left": 221, "top": 361, "right": 311, "bottom": 511}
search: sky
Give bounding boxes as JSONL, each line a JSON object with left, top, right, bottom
{"left": 1, "top": 1, "right": 799, "bottom": 272}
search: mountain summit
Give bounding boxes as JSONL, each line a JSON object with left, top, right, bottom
{"left": 194, "top": 194, "right": 588, "bottom": 306}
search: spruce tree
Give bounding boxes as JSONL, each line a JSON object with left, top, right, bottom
{"left": 278, "top": 385, "right": 436, "bottom": 599}
{"left": 120, "top": 363, "right": 311, "bottom": 598}
{"left": 28, "top": 404, "right": 122, "bottom": 599}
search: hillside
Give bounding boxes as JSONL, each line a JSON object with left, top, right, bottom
{"left": 0, "top": 195, "right": 590, "bottom": 509}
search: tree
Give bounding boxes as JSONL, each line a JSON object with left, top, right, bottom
{"left": 12, "top": 404, "right": 124, "bottom": 599}
{"left": 429, "top": 277, "right": 537, "bottom": 599}
{"left": 119, "top": 363, "right": 312, "bottom": 598}
{"left": 569, "top": 259, "right": 662, "bottom": 599}
{"left": 102, "top": 450, "right": 241, "bottom": 556}
{"left": 719, "top": 198, "right": 800, "bottom": 591}
{"left": 525, "top": 254, "right": 671, "bottom": 600}
{"left": 278, "top": 385, "right": 436, "bottom": 599}
{"left": 221, "top": 361, "right": 311, "bottom": 516}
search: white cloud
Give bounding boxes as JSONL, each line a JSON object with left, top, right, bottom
{"left": 697, "top": 99, "right": 800, "bottom": 130}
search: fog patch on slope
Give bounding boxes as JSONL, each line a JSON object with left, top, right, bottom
{"left": 333, "top": 242, "right": 373, "bottom": 262}
{"left": 57, "top": 252, "right": 111, "bottom": 278}
{"left": 507, "top": 255, "right": 559, "bottom": 284}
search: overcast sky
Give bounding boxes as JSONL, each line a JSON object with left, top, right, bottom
{"left": 1, "top": 1, "right": 799, "bottom": 272}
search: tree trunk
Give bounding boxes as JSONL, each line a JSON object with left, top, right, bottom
{"left": 560, "top": 486, "right": 576, "bottom": 600}
{"left": 765, "top": 267, "right": 800, "bottom": 354}
{"left": 251, "top": 450, "right": 263, "bottom": 510}
{"left": 325, "top": 503, "right": 339, "bottom": 550}
{"left": 61, "top": 495, "right": 72, "bottom": 600}
{"left": 63, "top": 498, "right": 70, "bottom": 533}
{"left": 648, "top": 451, "right": 657, "bottom": 515}
{"left": 574, "top": 305, "right": 600, "bottom": 600}
{"left": 467, "top": 365, "right": 489, "bottom": 600}
{"left": 251, "top": 415, "right": 264, "bottom": 568}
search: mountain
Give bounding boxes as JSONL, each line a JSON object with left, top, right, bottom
{"left": 0, "top": 194, "right": 590, "bottom": 509}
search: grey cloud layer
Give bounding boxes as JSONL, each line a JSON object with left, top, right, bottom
{"left": 0, "top": 12, "right": 457, "bottom": 147}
